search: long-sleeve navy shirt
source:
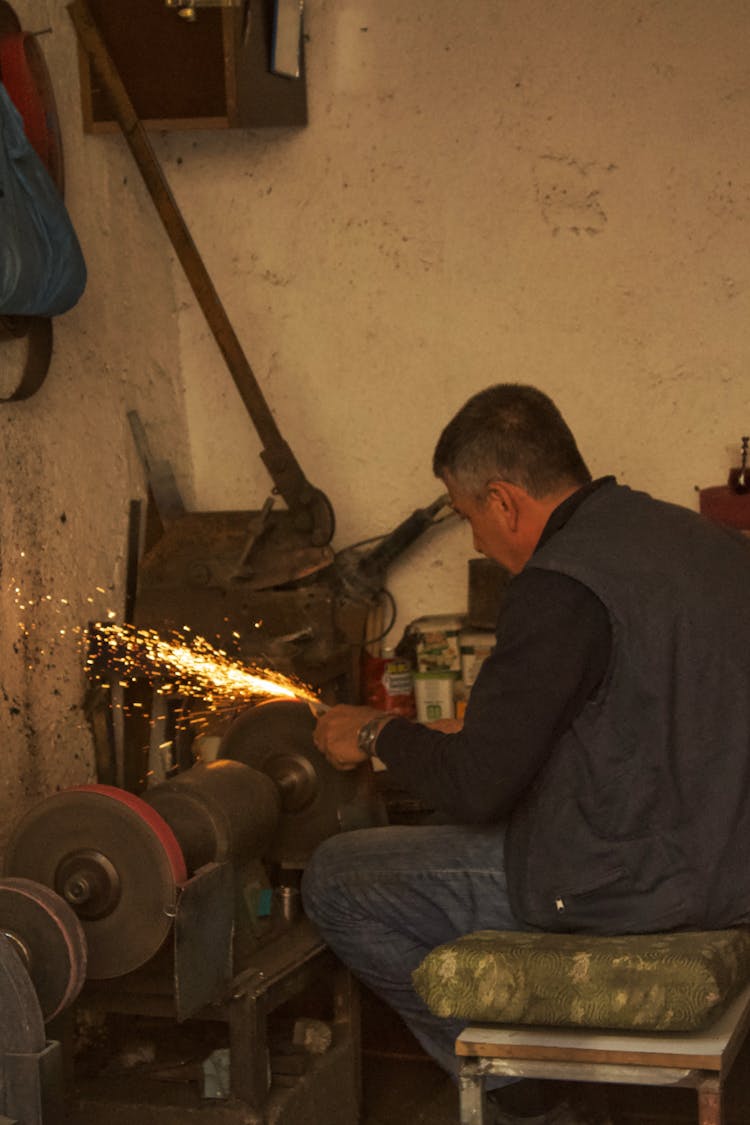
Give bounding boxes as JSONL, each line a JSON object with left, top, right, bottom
{"left": 375, "top": 479, "right": 614, "bottom": 822}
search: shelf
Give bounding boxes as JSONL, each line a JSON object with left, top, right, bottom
{"left": 77, "top": 0, "right": 307, "bottom": 132}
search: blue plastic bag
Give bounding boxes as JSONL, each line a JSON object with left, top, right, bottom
{"left": 0, "top": 81, "right": 86, "bottom": 316}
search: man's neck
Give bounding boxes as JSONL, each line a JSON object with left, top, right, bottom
{"left": 534, "top": 476, "right": 617, "bottom": 555}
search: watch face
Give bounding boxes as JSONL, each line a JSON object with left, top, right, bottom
{"left": 357, "top": 719, "right": 378, "bottom": 756}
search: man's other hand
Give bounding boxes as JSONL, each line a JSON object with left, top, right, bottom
{"left": 313, "top": 704, "right": 392, "bottom": 770}
{"left": 425, "top": 716, "right": 464, "bottom": 733}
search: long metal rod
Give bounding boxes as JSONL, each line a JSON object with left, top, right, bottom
{"left": 66, "top": 0, "right": 312, "bottom": 513}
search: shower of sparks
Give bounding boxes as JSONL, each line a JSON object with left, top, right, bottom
{"left": 87, "top": 621, "right": 321, "bottom": 716}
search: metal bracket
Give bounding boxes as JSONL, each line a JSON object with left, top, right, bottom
{"left": 165, "top": 0, "right": 241, "bottom": 19}
{"left": 174, "top": 861, "right": 234, "bottom": 1021}
{"left": 0, "top": 317, "right": 53, "bottom": 403}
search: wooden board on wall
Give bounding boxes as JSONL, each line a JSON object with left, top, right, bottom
{"left": 77, "top": 0, "right": 307, "bottom": 132}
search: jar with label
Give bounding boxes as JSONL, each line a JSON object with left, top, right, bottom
{"left": 413, "top": 670, "right": 458, "bottom": 723}
{"left": 459, "top": 629, "right": 496, "bottom": 690}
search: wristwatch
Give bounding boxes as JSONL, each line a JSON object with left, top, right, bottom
{"left": 357, "top": 714, "right": 388, "bottom": 758}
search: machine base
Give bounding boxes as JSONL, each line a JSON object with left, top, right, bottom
{"left": 65, "top": 919, "right": 361, "bottom": 1125}
{"left": 71, "top": 1036, "right": 359, "bottom": 1125}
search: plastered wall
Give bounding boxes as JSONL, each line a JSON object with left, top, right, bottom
{"left": 1, "top": 0, "right": 748, "bottom": 837}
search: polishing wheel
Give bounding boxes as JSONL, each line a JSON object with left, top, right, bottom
{"left": 144, "top": 759, "right": 281, "bottom": 873}
{"left": 217, "top": 698, "right": 369, "bottom": 866}
{"left": 0, "top": 877, "right": 87, "bottom": 1021}
{"left": 0, "top": 927, "right": 45, "bottom": 1054}
{"left": 4, "top": 785, "right": 187, "bottom": 980}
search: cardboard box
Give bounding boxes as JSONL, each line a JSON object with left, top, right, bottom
{"left": 413, "top": 614, "right": 464, "bottom": 673}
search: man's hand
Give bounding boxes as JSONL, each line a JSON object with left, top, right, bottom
{"left": 425, "top": 716, "right": 464, "bottom": 733}
{"left": 313, "top": 705, "right": 393, "bottom": 770}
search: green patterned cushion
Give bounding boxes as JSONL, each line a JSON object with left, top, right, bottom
{"left": 412, "top": 928, "right": 750, "bottom": 1031}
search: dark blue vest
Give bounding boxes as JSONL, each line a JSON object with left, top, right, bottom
{"left": 505, "top": 481, "right": 750, "bottom": 933}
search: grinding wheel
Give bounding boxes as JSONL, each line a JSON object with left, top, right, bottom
{"left": 0, "top": 877, "right": 87, "bottom": 1021}
{"left": 4, "top": 785, "right": 187, "bottom": 979}
{"left": 217, "top": 698, "right": 366, "bottom": 865}
{"left": 0, "top": 931, "right": 45, "bottom": 1055}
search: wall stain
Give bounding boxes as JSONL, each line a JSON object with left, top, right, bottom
{"left": 534, "top": 153, "right": 616, "bottom": 236}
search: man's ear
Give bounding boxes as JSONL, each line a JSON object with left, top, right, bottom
{"left": 486, "top": 481, "right": 520, "bottom": 531}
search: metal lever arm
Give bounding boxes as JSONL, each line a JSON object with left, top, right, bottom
{"left": 67, "top": 0, "right": 334, "bottom": 545}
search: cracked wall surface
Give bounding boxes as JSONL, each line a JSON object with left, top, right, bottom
{"left": 1, "top": 0, "right": 749, "bottom": 846}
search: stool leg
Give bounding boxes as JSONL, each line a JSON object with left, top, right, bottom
{"left": 458, "top": 1061, "right": 487, "bottom": 1125}
{"left": 697, "top": 1076, "right": 722, "bottom": 1125}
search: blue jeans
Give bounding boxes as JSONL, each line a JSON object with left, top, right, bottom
{"left": 301, "top": 822, "right": 530, "bottom": 1082}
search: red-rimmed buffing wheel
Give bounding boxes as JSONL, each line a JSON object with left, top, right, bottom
{"left": 4, "top": 785, "right": 187, "bottom": 979}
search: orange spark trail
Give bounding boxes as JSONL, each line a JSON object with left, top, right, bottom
{"left": 87, "top": 622, "right": 321, "bottom": 713}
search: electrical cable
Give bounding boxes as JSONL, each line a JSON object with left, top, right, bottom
{"left": 363, "top": 588, "right": 397, "bottom": 649}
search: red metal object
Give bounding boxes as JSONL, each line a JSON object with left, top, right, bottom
{"left": 0, "top": 3, "right": 62, "bottom": 403}
{"left": 700, "top": 438, "right": 750, "bottom": 532}
{"left": 699, "top": 486, "right": 750, "bottom": 531}
{"left": 0, "top": 5, "right": 64, "bottom": 190}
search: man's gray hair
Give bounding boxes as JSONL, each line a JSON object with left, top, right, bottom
{"left": 433, "top": 384, "right": 591, "bottom": 500}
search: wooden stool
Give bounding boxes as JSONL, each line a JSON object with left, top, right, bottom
{"left": 456, "top": 980, "right": 750, "bottom": 1124}
{"left": 412, "top": 929, "right": 750, "bottom": 1125}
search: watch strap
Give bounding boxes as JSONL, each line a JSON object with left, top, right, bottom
{"left": 357, "top": 715, "right": 388, "bottom": 758}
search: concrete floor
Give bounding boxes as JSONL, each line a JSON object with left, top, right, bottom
{"left": 362, "top": 1052, "right": 458, "bottom": 1125}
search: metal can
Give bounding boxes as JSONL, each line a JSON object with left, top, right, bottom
{"left": 361, "top": 650, "right": 416, "bottom": 718}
